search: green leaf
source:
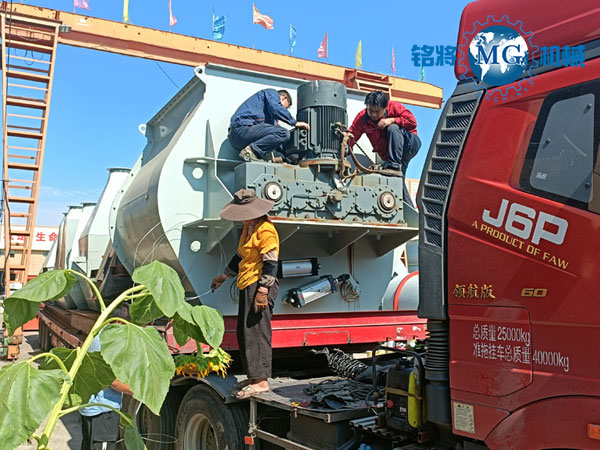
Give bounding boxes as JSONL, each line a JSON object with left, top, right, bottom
{"left": 191, "top": 306, "right": 224, "bottom": 349}
{"left": 39, "top": 348, "right": 115, "bottom": 407}
{"left": 177, "top": 302, "right": 193, "bottom": 323}
{"left": 131, "top": 261, "right": 184, "bottom": 317}
{"left": 172, "top": 303, "right": 194, "bottom": 346}
{"left": 0, "top": 362, "right": 66, "bottom": 450}
{"left": 100, "top": 324, "right": 175, "bottom": 415}
{"left": 129, "top": 295, "right": 164, "bottom": 326}
{"left": 3, "top": 297, "right": 39, "bottom": 335}
{"left": 8, "top": 270, "right": 76, "bottom": 303}
{"left": 123, "top": 424, "right": 147, "bottom": 450}
{"left": 173, "top": 313, "right": 205, "bottom": 345}
{"left": 175, "top": 303, "right": 224, "bottom": 349}
{"left": 172, "top": 319, "right": 190, "bottom": 347}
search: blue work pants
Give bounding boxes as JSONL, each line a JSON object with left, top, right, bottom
{"left": 229, "top": 124, "right": 291, "bottom": 159}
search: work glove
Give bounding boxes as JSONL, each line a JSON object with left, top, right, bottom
{"left": 254, "top": 286, "right": 269, "bottom": 313}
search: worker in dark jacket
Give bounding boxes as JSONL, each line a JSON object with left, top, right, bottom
{"left": 229, "top": 88, "right": 310, "bottom": 163}
{"left": 349, "top": 90, "right": 421, "bottom": 174}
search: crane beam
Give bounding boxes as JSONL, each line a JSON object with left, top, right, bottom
{"left": 0, "top": 2, "right": 443, "bottom": 109}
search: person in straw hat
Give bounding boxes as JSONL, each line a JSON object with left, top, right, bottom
{"left": 211, "top": 189, "right": 280, "bottom": 399}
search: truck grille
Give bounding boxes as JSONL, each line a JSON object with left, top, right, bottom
{"left": 419, "top": 94, "right": 481, "bottom": 248}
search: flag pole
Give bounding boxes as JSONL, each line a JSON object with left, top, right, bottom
{"left": 212, "top": 5, "right": 215, "bottom": 40}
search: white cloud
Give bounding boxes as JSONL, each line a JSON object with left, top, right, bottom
{"left": 37, "top": 185, "right": 101, "bottom": 226}
{"left": 40, "top": 185, "right": 98, "bottom": 200}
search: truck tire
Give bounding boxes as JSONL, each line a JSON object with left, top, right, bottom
{"left": 174, "top": 384, "right": 248, "bottom": 450}
{"left": 122, "top": 388, "right": 183, "bottom": 450}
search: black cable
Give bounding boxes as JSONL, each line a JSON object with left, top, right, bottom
{"left": 154, "top": 61, "right": 180, "bottom": 90}
{"left": 314, "top": 348, "right": 368, "bottom": 379}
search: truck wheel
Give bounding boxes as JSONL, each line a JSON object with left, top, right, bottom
{"left": 175, "top": 385, "right": 248, "bottom": 450}
{"left": 122, "top": 388, "right": 183, "bottom": 450}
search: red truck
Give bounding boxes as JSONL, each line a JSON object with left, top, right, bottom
{"left": 417, "top": 0, "right": 600, "bottom": 448}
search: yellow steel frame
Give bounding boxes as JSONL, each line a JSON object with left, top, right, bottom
{"left": 2, "top": 3, "right": 443, "bottom": 109}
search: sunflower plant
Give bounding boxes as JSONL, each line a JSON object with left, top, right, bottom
{"left": 0, "top": 260, "right": 230, "bottom": 450}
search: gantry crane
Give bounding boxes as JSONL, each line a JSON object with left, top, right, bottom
{"left": 0, "top": 1, "right": 443, "bottom": 295}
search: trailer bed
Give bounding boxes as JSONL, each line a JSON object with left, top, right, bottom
{"left": 253, "top": 376, "right": 371, "bottom": 423}
{"left": 248, "top": 376, "right": 374, "bottom": 449}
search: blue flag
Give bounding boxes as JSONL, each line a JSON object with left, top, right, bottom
{"left": 289, "top": 24, "right": 297, "bottom": 55}
{"left": 213, "top": 15, "right": 226, "bottom": 41}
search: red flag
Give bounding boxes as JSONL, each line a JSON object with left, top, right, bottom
{"left": 169, "top": 0, "right": 177, "bottom": 26}
{"left": 253, "top": 4, "right": 274, "bottom": 30}
{"left": 317, "top": 32, "right": 328, "bottom": 59}
{"left": 391, "top": 47, "right": 396, "bottom": 74}
{"left": 74, "top": 0, "right": 89, "bottom": 10}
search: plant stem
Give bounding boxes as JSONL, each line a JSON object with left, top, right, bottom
{"left": 40, "top": 284, "right": 146, "bottom": 444}
{"left": 69, "top": 270, "right": 106, "bottom": 312}
{"left": 58, "top": 402, "right": 135, "bottom": 426}
{"left": 102, "top": 317, "right": 130, "bottom": 327}
{"left": 125, "top": 292, "right": 149, "bottom": 300}
{"left": 29, "top": 353, "right": 72, "bottom": 381}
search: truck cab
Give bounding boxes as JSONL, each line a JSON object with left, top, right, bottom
{"left": 418, "top": 0, "right": 600, "bottom": 448}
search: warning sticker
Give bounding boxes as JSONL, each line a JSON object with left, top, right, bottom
{"left": 453, "top": 402, "right": 475, "bottom": 434}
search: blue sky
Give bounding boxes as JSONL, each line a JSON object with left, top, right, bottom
{"left": 15, "top": 0, "right": 473, "bottom": 225}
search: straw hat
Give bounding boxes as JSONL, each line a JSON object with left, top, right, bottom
{"left": 220, "top": 189, "right": 275, "bottom": 221}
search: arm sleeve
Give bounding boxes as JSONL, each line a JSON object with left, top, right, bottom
{"left": 225, "top": 253, "right": 241, "bottom": 277}
{"left": 259, "top": 234, "right": 278, "bottom": 287}
{"left": 258, "top": 226, "right": 279, "bottom": 256}
{"left": 89, "top": 335, "right": 101, "bottom": 352}
{"left": 265, "top": 89, "right": 297, "bottom": 126}
{"left": 348, "top": 111, "right": 365, "bottom": 147}
{"left": 259, "top": 259, "right": 278, "bottom": 287}
{"left": 391, "top": 103, "right": 417, "bottom": 131}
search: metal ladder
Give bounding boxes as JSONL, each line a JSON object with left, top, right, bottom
{"left": 1, "top": 9, "right": 60, "bottom": 294}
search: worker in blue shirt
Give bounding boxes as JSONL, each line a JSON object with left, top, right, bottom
{"left": 80, "top": 332, "right": 132, "bottom": 450}
{"left": 229, "top": 88, "right": 310, "bottom": 163}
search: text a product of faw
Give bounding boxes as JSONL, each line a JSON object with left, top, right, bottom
{"left": 457, "top": 15, "right": 539, "bottom": 100}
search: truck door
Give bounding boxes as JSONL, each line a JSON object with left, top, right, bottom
{"left": 446, "top": 57, "right": 600, "bottom": 424}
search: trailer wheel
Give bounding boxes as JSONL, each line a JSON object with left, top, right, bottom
{"left": 122, "top": 387, "right": 183, "bottom": 450}
{"left": 175, "top": 385, "right": 248, "bottom": 450}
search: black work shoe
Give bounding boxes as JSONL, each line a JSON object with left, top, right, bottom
{"left": 285, "top": 154, "right": 299, "bottom": 164}
{"left": 381, "top": 161, "right": 401, "bottom": 171}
